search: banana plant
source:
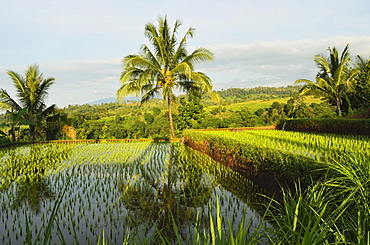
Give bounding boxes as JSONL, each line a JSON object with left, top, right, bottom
{"left": 4, "top": 107, "right": 32, "bottom": 142}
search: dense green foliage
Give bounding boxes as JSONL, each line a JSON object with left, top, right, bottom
{"left": 347, "top": 55, "right": 370, "bottom": 110}
{"left": 0, "top": 85, "right": 343, "bottom": 141}
{"left": 47, "top": 88, "right": 333, "bottom": 140}
{"left": 215, "top": 85, "right": 302, "bottom": 103}
{"left": 175, "top": 94, "right": 205, "bottom": 131}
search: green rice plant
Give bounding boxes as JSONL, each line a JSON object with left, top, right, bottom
{"left": 196, "top": 129, "right": 370, "bottom": 161}
{"left": 189, "top": 195, "right": 266, "bottom": 245}
{"left": 183, "top": 130, "right": 325, "bottom": 184}
{"left": 1, "top": 142, "right": 271, "bottom": 244}
{"left": 263, "top": 182, "right": 351, "bottom": 245}
{"left": 184, "top": 129, "right": 370, "bottom": 183}
{"left": 325, "top": 152, "right": 370, "bottom": 208}
{"left": 323, "top": 153, "right": 370, "bottom": 244}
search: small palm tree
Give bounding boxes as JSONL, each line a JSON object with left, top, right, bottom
{"left": 353, "top": 55, "right": 370, "bottom": 108}
{"left": 295, "top": 44, "right": 358, "bottom": 116}
{"left": 0, "top": 64, "right": 56, "bottom": 141}
{"left": 118, "top": 16, "right": 214, "bottom": 138}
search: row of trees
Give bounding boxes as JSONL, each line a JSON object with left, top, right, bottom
{"left": 58, "top": 95, "right": 335, "bottom": 140}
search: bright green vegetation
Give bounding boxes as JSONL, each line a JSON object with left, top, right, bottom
{"left": 191, "top": 129, "right": 370, "bottom": 161}
{"left": 1, "top": 130, "right": 369, "bottom": 244}
{"left": 184, "top": 129, "right": 370, "bottom": 182}
{"left": 0, "top": 142, "right": 269, "bottom": 244}
{"left": 184, "top": 129, "right": 370, "bottom": 244}
{"left": 55, "top": 91, "right": 334, "bottom": 140}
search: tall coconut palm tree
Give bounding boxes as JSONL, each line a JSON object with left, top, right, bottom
{"left": 295, "top": 44, "right": 358, "bottom": 116}
{"left": 0, "top": 64, "right": 56, "bottom": 141}
{"left": 118, "top": 16, "right": 214, "bottom": 138}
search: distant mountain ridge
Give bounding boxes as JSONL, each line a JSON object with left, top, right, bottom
{"left": 88, "top": 86, "right": 303, "bottom": 105}
{"left": 89, "top": 97, "right": 140, "bottom": 105}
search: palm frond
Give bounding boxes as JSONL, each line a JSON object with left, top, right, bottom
{"left": 41, "top": 104, "right": 56, "bottom": 117}
{"left": 6, "top": 71, "right": 27, "bottom": 99}
{"left": 314, "top": 55, "right": 331, "bottom": 75}
{"left": 118, "top": 68, "right": 159, "bottom": 100}
{"left": 172, "top": 62, "right": 193, "bottom": 78}
{"left": 123, "top": 55, "right": 157, "bottom": 70}
{"left": 117, "top": 82, "right": 141, "bottom": 100}
{"left": 140, "top": 44, "right": 161, "bottom": 68}
{"left": 141, "top": 85, "right": 161, "bottom": 104}
{"left": 185, "top": 72, "right": 213, "bottom": 93}
{"left": 0, "top": 89, "right": 22, "bottom": 111}
{"left": 183, "top": 48, "right": 214, "bottom": 65}
{"left": 173, "top": 25, "right": 194, "bottom": 63}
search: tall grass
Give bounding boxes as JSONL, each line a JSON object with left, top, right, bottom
{"left": 261, "top": 152, "right": 370, "bottom": 245}
{"left": 263, "top": 182, "right": 350, "bottom": 244}
{"left": 324, "top": 153, "right": 370, "bottom": 244}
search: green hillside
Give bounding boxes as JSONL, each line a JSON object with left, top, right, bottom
{"left": 206, "top": 96, "right": 322, "bottom": 113}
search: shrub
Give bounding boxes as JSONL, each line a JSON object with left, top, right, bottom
{"left": 277, "top": 118, "right": 370, "bottom": 135}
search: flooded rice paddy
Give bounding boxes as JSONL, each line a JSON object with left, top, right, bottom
{"left": 0, "top": 142, "right": 268, "bottom": 244}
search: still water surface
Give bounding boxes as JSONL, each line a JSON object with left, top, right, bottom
{"left": 0, "top": 142, "right": 269, "bottom": 244}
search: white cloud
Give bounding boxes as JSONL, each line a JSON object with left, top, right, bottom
{"left": 1, "top": 0, "right": 370, "bottom": 109}
{"left": 2, "top": 36, "right": 369, "bottom": 107}
{"left": 199, "top": 36, "right": 370, "bottom": 89}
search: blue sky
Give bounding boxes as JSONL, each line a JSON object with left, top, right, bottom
{"left": 1, "top": 0, "right": 370, "bottom": 107}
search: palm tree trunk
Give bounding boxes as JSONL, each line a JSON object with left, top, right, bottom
{"left": 10, "top": 127, "right": 16, "bottom": 142}
{"left": 336, "top": 98, "right": 342, "bottom": 117}
{"left": 30, "top": 125, "right": 35, "bottom": 141}
{"left": 167, "top": 96, "right": 176, "bottom": 138}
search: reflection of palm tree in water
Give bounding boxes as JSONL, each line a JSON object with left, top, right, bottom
{"left": 118, "top": 143, "right": 213, "bottom": 243}
{"left": 12, "top": 177, "right": 55, "bottom": 214}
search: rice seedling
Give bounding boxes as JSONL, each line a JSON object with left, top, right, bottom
{"left": 2, "top": 129, "right": 367, "bottom": 244}
{"left": 183, "top": 129, "right": 370, "bottom": 244}
{"left": 1, "top": 141, "right": 267, "bottom": 244}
